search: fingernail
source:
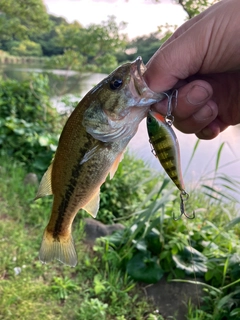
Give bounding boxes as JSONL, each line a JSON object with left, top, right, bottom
{"left": 193, "top": 104, "right": 213, "bottom": 121}
{"left": 201, "top": 127, "right": 213, "bottom": 138}
{"left": 187, "top": 86, "right": 210, "bottom": 105}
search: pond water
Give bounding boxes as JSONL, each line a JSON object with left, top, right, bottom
{"left": 1, "top": 63, "right": 240, "bottom": 203}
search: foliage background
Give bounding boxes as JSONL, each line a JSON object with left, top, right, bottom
{"left": 2, "top": 1, "right": 240, "bottom": 319}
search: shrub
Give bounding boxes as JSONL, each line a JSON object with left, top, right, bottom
{"left": 0, "top": 74, "right": 62, "bottom": 175}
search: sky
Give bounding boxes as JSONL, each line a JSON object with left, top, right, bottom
{"left": 43, "top": 0, "right": 187, "bottom": 39}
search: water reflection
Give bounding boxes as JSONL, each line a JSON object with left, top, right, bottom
{"left": 0, "top": 63, "right": 106, "bottom": 97}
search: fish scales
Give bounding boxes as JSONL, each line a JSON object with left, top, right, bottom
{"left": 36, "top": 57, "right": 165, "bottom": 267}
{"left": 147, "top": 110, "right": 185, "bottom": 191}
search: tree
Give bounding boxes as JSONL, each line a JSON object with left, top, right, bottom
{"left": 174, "top": 0, "right": 219, "bottom": 19}
{"left": 46, "top": 16, "right": 127, "bottom": 73}
{"left": 31, "top": 15, "right": 70, "bottom": 56}
{"left": 0, "top": 0, "right": 50, "bottom": 39}
{"left": 116, "top": 21, "right": 178, "bottom": 65}
{"left": 9, "top": 39, "right": 42, "bottom": 56}
{"left": 0, "top": 0, "right": 50, "bottom": 53}
{"left": 117, "top": 27, "right": 173, "bottom": 65}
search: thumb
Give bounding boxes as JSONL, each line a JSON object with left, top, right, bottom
{"left": 143, "top": 0, "right": 237, "bottom": 93}
{"left": 143, "top": 28, "right": 208, "bottom": 92}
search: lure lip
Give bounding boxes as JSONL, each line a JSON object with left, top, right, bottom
{"left": 148, "top": 110, "right": 165, "bottom": 122}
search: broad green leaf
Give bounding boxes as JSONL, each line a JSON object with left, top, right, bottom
{"left": 126, "top": 251, "right": 164, "bottom": 284}
{"left": 172, "top": 246, "right": 207, "bottom": 275}
{"left": 145, "top": 230, "right": 162, "bottom": 255}
{"left": 133, "top": 239, "right": 148, "bottom": 252}
{"left": 230, "top": 308, "right": 240, "bottom": 317}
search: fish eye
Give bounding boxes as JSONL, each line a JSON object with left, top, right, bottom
{"left": 109, "top": 78, "right": 123, "bottom": 90}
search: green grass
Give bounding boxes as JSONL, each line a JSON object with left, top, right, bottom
{"left": 1, "top": 147, "right": 240, "bottom": 320}
{"left": 0, "top": 157, "right": 161, "bottom": 320}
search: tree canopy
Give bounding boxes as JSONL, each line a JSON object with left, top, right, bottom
{"left": 175, "top": 0, "right": 219, "bottom": 19}
{"left": 0, "top": 0, "right": 50, "bottom": 40}
{"left": 0, "top": 0, "right": 219, "bottom": 72}
{"left": 44, "top": 16, "right": 127, "bottom": 73}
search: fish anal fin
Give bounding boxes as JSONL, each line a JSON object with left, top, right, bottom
{"left": 109, "top": 152, "right": 124, "bottom": 180}
{"left": 39, "top": 229, "right": 77, "bottom": 267}
{"left": 35, "top": 163, "right": 53, "bottom": 200}
{"left": 83, "top": 190, "right": 100, "bottom": 218}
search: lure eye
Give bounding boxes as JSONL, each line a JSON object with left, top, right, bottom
{"left": 110, "top": 78, "right": 123, "bottom": 90}
{"left": 147, "top": 116, "right": 152, "bottom": 124}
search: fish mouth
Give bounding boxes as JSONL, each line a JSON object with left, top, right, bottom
{"left": 132, "top": 56, "right": 146, "bottom": 86}
{"left": 130, "top": 56, "right": 165, "bottom": 105}
{"left": 136, "top": 56, "right": 147, "bottom": 79}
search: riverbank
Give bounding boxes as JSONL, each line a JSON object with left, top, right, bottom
{"left": 0, "top": 50, "right": 46, "bottom": 64}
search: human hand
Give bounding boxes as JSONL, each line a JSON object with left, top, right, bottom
{"left": 144, "top": 0, "right": 240, "bottom": 140}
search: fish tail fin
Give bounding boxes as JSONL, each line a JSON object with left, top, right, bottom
{"left": 39, "top": 229, "right": 77, "bottom": 267}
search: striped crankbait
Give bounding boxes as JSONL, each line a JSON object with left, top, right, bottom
{"left": 147, "top": 90, "right": 194, "bottom": 220}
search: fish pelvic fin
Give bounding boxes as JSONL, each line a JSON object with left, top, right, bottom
{"left": 83, "top": 190, "right": 100, "bottom": 218}
{"left": 35, "top": 163, "right": 53, "bottom": 200}
{"left": 39, "top": 229, "right": 77, "bottom": 267}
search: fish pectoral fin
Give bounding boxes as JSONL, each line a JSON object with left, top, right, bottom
{"left": 39, "top": 229, "right": 77, "bottom": 267}
{"left": 79, "top": 145, "right": 100, "bottom": 165}
{"left": 83, "top": 190, "right": 100, "bottom": 218}
{"left": 109, "top": 151, "right": 124, "bottom": 179}
{"left": 35, "top": 162, "right": 53, "bottom": 200}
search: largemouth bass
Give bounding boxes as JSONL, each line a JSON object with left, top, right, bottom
{"left": 36, "top": 57, "right": 165, "bottom": 267}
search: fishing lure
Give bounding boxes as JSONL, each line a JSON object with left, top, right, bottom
{"left": 147, "top": 90, "right": 194, "bottom": 220}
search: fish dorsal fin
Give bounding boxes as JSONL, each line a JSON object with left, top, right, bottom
{"left": 35, "top": 163, "right": 53, "bottom": 200}
{"left": 83, "top": 190, "right": 100, "bottom": 218}
{"left": 109, "top": 152, "right": 124, "bottom": 180}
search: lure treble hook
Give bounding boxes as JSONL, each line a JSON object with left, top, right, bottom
{"left": 173, "top": 191, "right": 195, "bottom": 221}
